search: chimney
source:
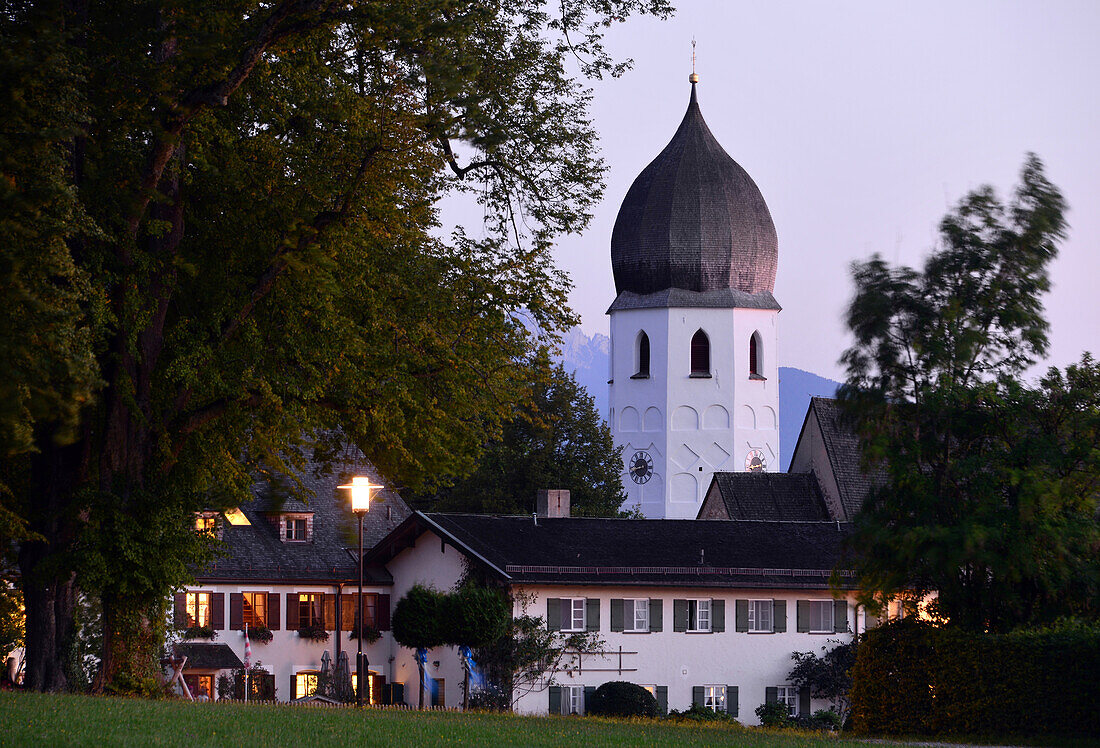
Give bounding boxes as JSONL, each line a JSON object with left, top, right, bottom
{"left": 536, "top": 489, "right": 571, "bottom": 518}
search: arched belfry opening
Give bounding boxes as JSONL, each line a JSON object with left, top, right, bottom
{"left": 690, "top": 329, "right": 710, "bottom": 377}
{"left": 635, "top": 331, "right": 650, "bottom": 378}
{"left": 749, "top": 331, "right": 763, "bottom": 378}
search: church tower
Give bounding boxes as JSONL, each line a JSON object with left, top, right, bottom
{"left": 608, "top": 76, "right": 781, "bottom": 519}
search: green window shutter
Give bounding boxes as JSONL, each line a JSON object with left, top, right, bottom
{"left": 673, "top": 599, "right": 688, "bottom": 631}
{"left": 649, "top": 599, "right": 663, "bottom": 632}
{"left": 834, "top": 600, "right": 848, "bottom": 632}
{"left": 711, "top": 599, "right": 725, "bottom": 632}
{"left": 799, "top": 686, "right": 811, "bottom": 716}
{"left": 726, "top": 685, "right": 738, "bottom": 716}
{"left": 547, "top": 598, "right": 561, "bottom": 631}
{"left": 548, "top": 685, "right": 562, "bottom": 714}
{"left": 586, "top": 598, "right": 600, "bottom": 632}
{"left": 692, "top": 685, "right": 705, "bottom": 707}
{"left": 735, "top": 599, "right": 749, "bottom": 632}
{"left": 774, "top": 600, "right": 787, "bottom": 632}
{"left": 610, "top": 599, "right": 624, "bottom": 632}
{"left": 765, "top": 686, "right": 778, "bottom": 704}
{"left": 656, "top": 685, "right": 668, "bottom": 715}
{"left": 796, "top": 600, "right": 809, "bottom": 632}
{"left": 584, "top": 685, "right": 596, "bottom": 712}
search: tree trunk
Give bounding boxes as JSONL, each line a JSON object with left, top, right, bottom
{"left": 418, "top": 658, "right": 425, "bottom": 709}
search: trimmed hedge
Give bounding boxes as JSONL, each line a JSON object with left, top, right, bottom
{"left": 849, "top": 619, "right": 1100, "bottom": 738}
{"left": 587, "top": 681, "right": 658, "bottom": 718}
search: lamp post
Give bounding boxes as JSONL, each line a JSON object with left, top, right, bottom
{"left": 338, "top": 475, "right": 382, "bottom": 707}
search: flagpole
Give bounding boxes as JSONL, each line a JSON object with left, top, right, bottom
{"left": 244, "top": 622, "right": 249, "bottom": 703}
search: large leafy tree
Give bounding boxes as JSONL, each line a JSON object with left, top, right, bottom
{"left": 839, "top": 154, "right": 1100, "bottom": 632}
{"left": 0, "top": 0, "right": 672, "bottom": 692}
{"left": 411, "top": 362, "right": 627, "bottom": 516}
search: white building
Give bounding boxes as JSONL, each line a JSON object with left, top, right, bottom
{"left": 609, "top": 78, "right": 781, "bottom": 519}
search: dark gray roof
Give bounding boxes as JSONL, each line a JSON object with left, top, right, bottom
{"left": 708, "top": 473, "right": 831, "bottom": 521}
{"left": 611, "top": 82, "right": 778, "bottom": 297}
{"left": 805, "top": 397, "right": 882, "bottom": 518}
{"left": 176, "top": 643, "right": 243, "bottom": 670}
{"left": 370, "top": 512, "right": 855, "bottom": 590}
{"left": 197, "top": 452, "right": 411, "bottom": 584}
{"left": 607, "top": 287, "right": 781, "bottom": 313}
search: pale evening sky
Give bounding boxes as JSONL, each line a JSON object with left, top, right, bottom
{"left": 453, "top": 1, "right": 1100, "bottom": 382}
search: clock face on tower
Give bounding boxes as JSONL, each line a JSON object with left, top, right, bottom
{"left": 629, "top": 451, "right": 654, "bottom": 484}
{"left": 745, "top": 449, "right": 767, "bottom": 473}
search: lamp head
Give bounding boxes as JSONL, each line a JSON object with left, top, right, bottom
{"left": 338, "top": 475, "right": 383, "bottom": 513}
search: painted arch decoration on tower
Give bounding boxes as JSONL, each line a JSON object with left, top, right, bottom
{"left": 607, "top": 75, "right": 782, "bottom": 519}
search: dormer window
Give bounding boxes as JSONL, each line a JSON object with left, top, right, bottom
{"left": 284, "top": 514, "right": 311, "bottom": 542}
{"left": 690, "top": 329, "right": 710, "bottom": 377}
{"left": 193, "top": 512, "right": 220, "bottom": 538}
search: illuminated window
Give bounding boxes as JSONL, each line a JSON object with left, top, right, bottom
{"left": 808, "top": 600, "right": 834, "bottom": 633}
{"left": 704, "top": 684, "right": 726, "bottom": 711}
{"left": 298, "top": 593, "right": 323, "bottom": 628}
{"left": 295, "top": 671, "right": 319, "bottom": 699}
{"left": 243, "top": 592, "right": 267, "bottom": 628}
{"left": 749, "top": 332, "right": 763, "bottom": 377}
{"left": 688, "top": 599, "right": 711, "bottom": 632}
{"left": 640, "top": 684, "right": 656, "bottom": 697}
{"left": 749, "top": 599, "right": 773, "bottom": 632}
{"left": 285, "top": 517, "right": 308, "bottom": 541}
{"left": 186, "top": 592, "right": 211, "bottom": 628}
{"left": 563, "top": 598, "right": 586, "bottom": 632}
{"left": 690, "top": 330, "right": 710, "bottom": 376}
{"left": 635, "top": 331, "right": 650, "bottom": 378}
{"left": 194, "top": 515, "right": 217, "bottom": 534}
{"left": 776, "top": 685, "right": 798, "bottom": 716}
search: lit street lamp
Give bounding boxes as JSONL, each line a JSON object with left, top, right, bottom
{"left": 338, "top": 475, "right": 383, "bottom": 707}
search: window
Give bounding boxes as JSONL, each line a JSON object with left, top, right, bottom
{"left": 888, "top": 599, "right": 905, "bottom": 621}
{"left": 342, "top": 592, "right": 379, "bottom": 630}
{"left": 298, "top": 593, "right": 323, "bottom": 628}
{"left": 567, "top": 685, "right": 585, "bottom": 715}
{"left": 296, "top": 671, "right": 319, "bottom": 699}
{"left": 564, "top": 598, "right": 586, "bottom": 632}
{"left": 690, "top": 330, "right": 710, "bottom": 376}
{"left": 194, "top": 514, "right": 216, "bottom": 534}
{"left": 808, "top": 600, "right": 834, "bottom": 633}
{"left": 627, "top": 599, "right": 649, "bottom": 632}
{"left": 688, "top": 599, "right": 711, "bottom": 632}
{"left": 776, "top": 685, "right": 798, "bottom": 717}
{"left": 640, "top": 684, "right": 656, "bottom": 697}
{"left": 749, "top": 332, "right": 763, "bottom": 377}
{"left": 704, "top": 685, "right": 726, "bottom": 712}
{"left": 243, "top": 592, "right": 267, "bottom": 628}
{"left": 285, "top": 517, "right": 307, "bottom": 541}
{"left": 749, "top": 599, "right": 773, "bottom": 633}
{"left": 635, "top": 331, "right": 650, "bottom": 378}
{"left": 183, "top": 674, "right": 213, "bottom": 700}
{"left": 186, "top": 592, "right": 211, "bottom": 628}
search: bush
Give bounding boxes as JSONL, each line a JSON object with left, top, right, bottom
{"left": 668, "top": 703, "right": 736, "bottom": 723}
{"left": 755, "top": 701, "right": 793, "bottom": 728}
{"left": 807, "top": 709, "right": 843, "bottom": 732}
{"left": 849, "top": 618, "right": 1100, "bottom": 738}
{"left": 586, "top": 681, "right": 658, "bottom": 718}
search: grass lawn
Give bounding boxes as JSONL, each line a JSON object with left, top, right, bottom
{"left": 0, "top": 691, "right": 862, "bottom": 747}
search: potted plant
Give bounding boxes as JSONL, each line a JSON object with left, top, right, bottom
{"left": 297, "top": 623, "right": 329, "bottom": 642}
{"left": 247, "top": 625, "right": 273, "bottom": 643}
{"left": 182, "top": 625, "right": 217, "bottom": 640}
{"left": 348, "top": 624, "right": 381, "bottom": 644}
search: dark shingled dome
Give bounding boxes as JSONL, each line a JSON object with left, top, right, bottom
{"left": 611, "top": 83, "right": 778, "bottom": 296}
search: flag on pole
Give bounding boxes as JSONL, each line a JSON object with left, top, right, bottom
{"left": 244, "top": 623, "right": 252, "bottom": 669}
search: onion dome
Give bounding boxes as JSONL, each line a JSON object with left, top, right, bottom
{"left": 611, "top": 80, "right": 778, "bottom": 296}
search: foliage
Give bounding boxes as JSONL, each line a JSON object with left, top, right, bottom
{"left": 181, "top": 625, "right": 217, "bottom": 641}
{"left": 347, "top": 624, "right": 381, "bottom": 644}
{"left": 668, "top": 703, "right": 738, "bottom": 723}
{"left": 216, "top": 673, "right": 234, "bottom": 701}
{"left": 755, "top": 701, "right": 794, "bottom": 728}
{"left": 788, "top": 639, "right": 857, "bottom": 720}
{"left": 586, "top": 681, "right": 658, "bottom": 718}
{"left": 296, "top": 625, "right": 329, "bottom": 643}
{"left": 849, "top": 618, "right": 1100, "bottom": 738}
{"left": 391, "top": 585, "right": 446, "bottom": 651}
{"left": 0, "top": 0, "right": 672, "bottom": 691}
{"left": 411, "top": 363, "right": 627, "bottom": 516}
{"left": 0, "top": 572, "right": 23, "bottom": 662}
{"left": 839, "top": 155, "right": 1100, "bottom": 632}
{"left": 807, "top": 709, "right": 843, "bottom": 732}
{"left": 3, "top": 691, "right": 859, "bottom": 748}
{"left": 443, "top": 585, "right": 510, "bottom": 649}
{"left": 246, "top": 625, "right": 273, "bottom": 644}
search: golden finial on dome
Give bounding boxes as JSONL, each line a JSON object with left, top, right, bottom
{"left": 689, "top": 38, "right": 699, "bottom": 83}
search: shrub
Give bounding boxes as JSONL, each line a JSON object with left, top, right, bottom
{"left": 443, "top": 586, "right": 510, "bottom": 649}
{"left": 668, "top": 703, "right": 736, "bottom": 723}
{"left": 807, "top": 709, "right": 843, "bottom": 732}
{"left": 586, "top": 681, "right": 658, "bottom": 718}
{"left": 755, "top": 701, "right": 793, "bottom": 728}
{"left": 391, "top": 585, "right": 446, "bottom": 650}
{"left": 296, "top": 624, "right": 329, "bottom": 643}
{"left": 181, "top": 625, "right": 216, "bottom": 640}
